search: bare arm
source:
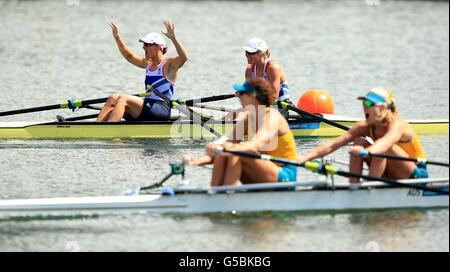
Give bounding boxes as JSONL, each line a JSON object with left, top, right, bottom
{"left": 183, "top": 154, "right": 213, "bottom": 166}
{"left": 227, "top": 109, "right": 280, "bottom": 153}
{"left": 228, "top": 110, "right": 249, "bottom": 142}
{"left": 266, "top": 63, "right": 282, "bottom": 99}
{"left": 162, "top": 20, "right": 188, "bottom": 73}
{"left": 204, "top": 110, "right": 278, "bottom": 158}
{"left": 110, "top": 22, "right": 147, "bottom": 68}
{"left": 245, "top": 66, "right": 252, "bottom": 81}
{"left": 366, "top": 120, "right": 406, "bottom": 154}
{"left": 299, "top": 121, "right": 368, "bottom": 163}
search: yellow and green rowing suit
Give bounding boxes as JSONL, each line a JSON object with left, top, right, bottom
{"left": 370, "top": 126, "right": 429, "bottom": 178}
{"left": 261, "top": 130, "right": 298, "bottom": 182}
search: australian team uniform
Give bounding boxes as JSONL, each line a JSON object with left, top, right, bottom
{"left": 260, "top": 110, "right": 298, "bottom": 183}
{"left": 369, "top": 126, "right": 429, "bottom": 179}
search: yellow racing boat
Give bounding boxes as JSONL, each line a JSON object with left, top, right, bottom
{"left": 0, "top": 114, "right": 448, "bottom": 139}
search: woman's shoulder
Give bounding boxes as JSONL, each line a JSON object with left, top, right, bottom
{"left": 350, "top": 120, "right": 371, "bottom": 136}
{"left": 273, "top": 109, "right": 291, "bottom": 134}
{"left": 266, "top": 60, "right": 283, "bottom": 72}
{"left": 267, "top": 59, "right": 281, "bottom": 67}
{"left": 266, "top": 107, "right": 287, "bottom": 124}
{"left": 163, "top": 57, "right": 177, "bottom": 64}
{"left": 388, "top": 115, "right": 408, "bottom": 127}
{"left": 389, "top": 116, "right": 412, "bottom": 132}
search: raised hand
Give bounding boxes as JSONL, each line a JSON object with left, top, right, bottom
{"left": 161, "top": 20, "right": 176, "bottom": 40}
{"left": 110, "top": 22, "right": 120, "bottom": 38}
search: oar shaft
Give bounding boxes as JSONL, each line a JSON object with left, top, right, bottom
{"left": 74, "top": 92, "right": 150, "bottom": 107}
{"left": 217, "top": 148, "right": 301, "bottom": 166}
{"left": 0, "top": 98, "right": 108, "bottom": 117}
{"left": 336, "top": 170, "right": 448, "bottom": 195}
{"left": 147, "top": 85, "right": 223, "bottom": 138}
{"left": 279, "top": 101, "right": 350, "bottom": 131}
{"left": 191, "top": 103, "right": 236, "bottom": 113}
{"left": 184, "top": 94, "right": 236, "bottom": 106}
{"left": 366, "top": 152, "right": 449, "bottom": 167}
{"left": 0, "top": 104, "right": 62, "bottom": 117}
{"left": 140, "top": 172, "right": 173, "bottom": 191}
{"left": 64, "top": 114, "right": 99, "bottom": 121}
{"left": 217, "top": 148, "right": 449, "bottom": 195}
{"left": 178, "top": 103, "right": 223, "bottom": 138}
{"left": 0, "top": 93, "right": 149, "bottom": 117}
{"left": 428, "top": 161, "right": 450, "bottom": 167}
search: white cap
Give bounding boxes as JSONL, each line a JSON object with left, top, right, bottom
{"left": 139, "top": 32, "right": 166, "bottom": 48}
{"left": 243, "top": 38, "right": 269, "bottom": 53}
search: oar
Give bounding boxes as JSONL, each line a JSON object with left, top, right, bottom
{"left": 51, "top": 93, "right": 236, "bottom": 123}
{"left": 182, "top": 94, "right": 236, "bottom": 106}
{"left": 277, "top": 100, "right": 350, "bottom": 131}
{"left": 83, "top": 105, "right": 103, "bottom": 111}
{"left": 359, "top": 151, "right": 450, "bottom": 167}
{"left": 57, "top": 114, "right": 99, "bottom": 122}
{"left": 190, "top": 103, "right": 237, "bottom": 113}
{"left": 146, "top": 84, "right": 225, "bottom": 139}
{"left": 139, "top": 162, "right": 185, "bottom": 192}
{"left": 214, "top": 147, "right": 449, "bottom": 195}
{"left": 52, "top": 93, "right": 235, "bottom": 122}
{"left": 0, "top": 92, "right": 151, "bottom": 117}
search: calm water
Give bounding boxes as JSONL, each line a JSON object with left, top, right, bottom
{"left": 0, "top": 0, "right": 449, "bottom": 252}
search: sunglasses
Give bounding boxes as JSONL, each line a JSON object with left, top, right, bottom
{"left": 363, "top": 100, "right": 376, "bottom": 108}
{"left": 143, "top": 42, "right": 158, "bottom": 47}
{"left": 245, "top": 51, "right": 259, "bottom": 56}
{"left": 235, "top": 91, "right": 255, "bottom": 97}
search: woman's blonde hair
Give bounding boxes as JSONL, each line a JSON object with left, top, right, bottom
{"left": 384, "top": 89, "right": 399, "bottom": 123}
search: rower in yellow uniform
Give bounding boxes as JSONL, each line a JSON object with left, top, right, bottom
{"left": 298, "top": 87, "right": 428, "bottom": 183}
{"left": 184, "top": 78, "right": 298, "bottom": 186}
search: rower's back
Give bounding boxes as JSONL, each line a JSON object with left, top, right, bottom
{"left": 260, "top": 108, "right": 297, "bottom": 166}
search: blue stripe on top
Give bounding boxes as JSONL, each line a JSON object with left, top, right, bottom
{"left": 145, "top": 60, "right": 175, "bottom": 101}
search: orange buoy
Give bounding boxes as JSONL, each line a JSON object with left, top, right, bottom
{"left": 297, "top": 89, "right": 335, "bottom": 114}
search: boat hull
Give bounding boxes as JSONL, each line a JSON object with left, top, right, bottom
{"left": 0, "top": 180, "right": 447, "bottom": 218}
{"left": 0, "top": 116, "right": 448, "bottom": 139}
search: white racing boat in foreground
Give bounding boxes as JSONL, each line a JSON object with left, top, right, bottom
{"left": 0, "top": 178, "right": 448, "bottom": 219}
